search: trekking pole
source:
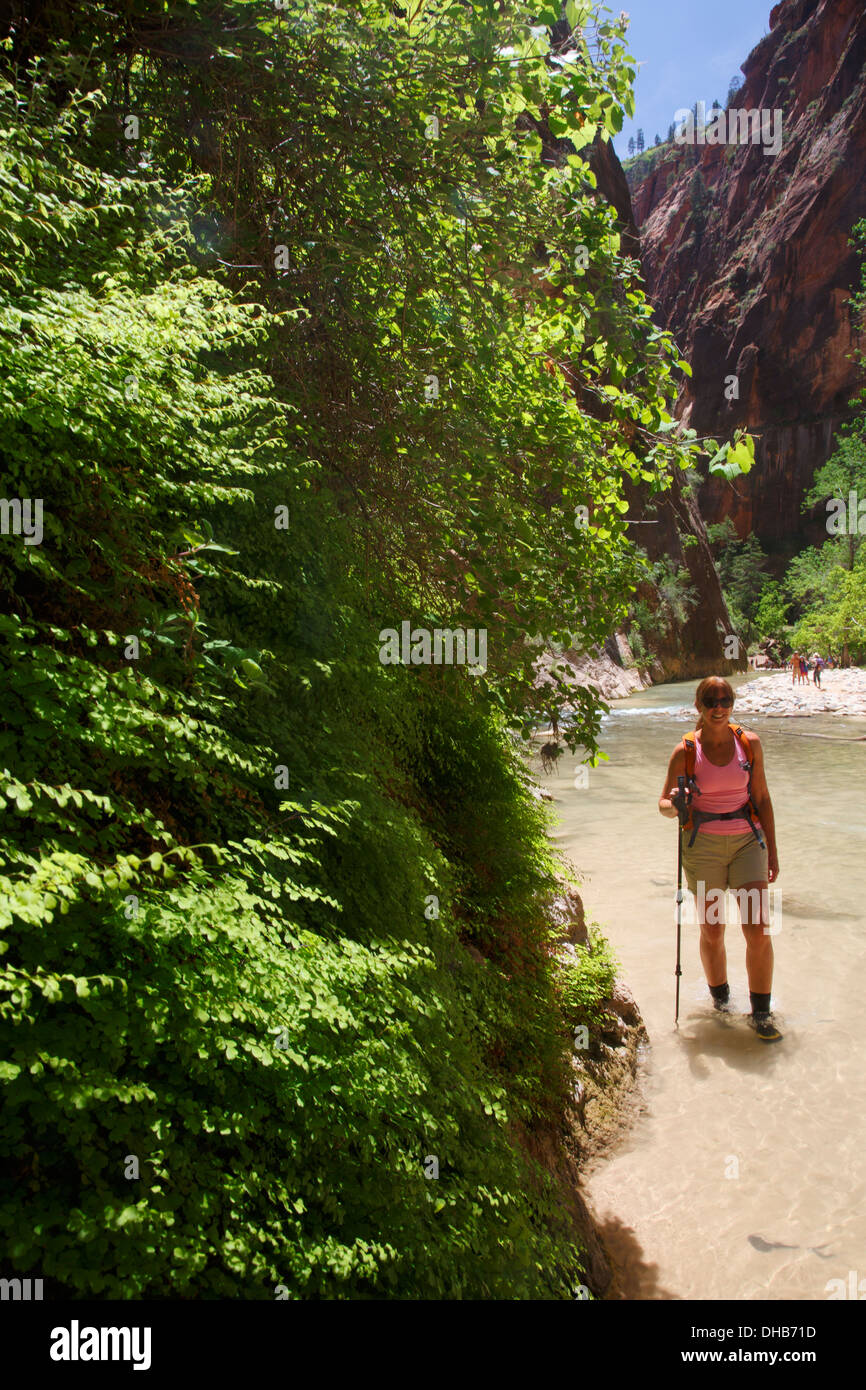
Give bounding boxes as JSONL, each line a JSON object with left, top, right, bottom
{"left": 675, "top": 774, "right": 686, "bottom": 1028}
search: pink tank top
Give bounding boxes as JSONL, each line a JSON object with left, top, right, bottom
{"left": 692, "top": 731, "right": 761, "bottom": 836}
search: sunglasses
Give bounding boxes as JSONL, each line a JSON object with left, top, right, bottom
{"left": 703, "top": 696, "right": 733, "bottom": 709}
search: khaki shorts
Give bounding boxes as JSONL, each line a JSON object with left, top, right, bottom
{"left": 681, "top": 829, "right": 768, "bottom": 895}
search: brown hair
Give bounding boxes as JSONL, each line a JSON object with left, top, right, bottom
{"left": 694, "top": 676, "right": 735, "bottom": 729}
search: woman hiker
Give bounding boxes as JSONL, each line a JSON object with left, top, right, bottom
{"left": 658, "top": 676, "right": 782, "bottom": 1042}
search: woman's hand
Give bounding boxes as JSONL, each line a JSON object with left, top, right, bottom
{"left": 767, "top": 847, "right": 780, "bottom": 883}
{"left": 659, "top": 746, "right": 688, "bottom": 818}
{"left": 667, "top": 784, "right": 692, "bottom": 822}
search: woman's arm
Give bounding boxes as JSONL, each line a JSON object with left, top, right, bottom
{"left": 659, "top": 744, "right": 687, "bottom": 818}
{"left": 746, "top": 732, "right": 780, "bottom": 882}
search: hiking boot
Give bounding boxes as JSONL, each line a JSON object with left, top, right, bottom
{"left": 710, "top": 984, "right": 730, "bottom": 1012}
{"left": 752, "top": 1012, "right": 783, "bottom": 1043}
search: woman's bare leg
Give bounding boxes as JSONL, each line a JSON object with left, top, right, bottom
{"left": 699, "top": 917, "right": 727, "bottom": 988}
{"left": 738, "top": 880, "right": 774, "bottom": 994}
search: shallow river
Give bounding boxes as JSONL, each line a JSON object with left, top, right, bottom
{"left": 546, "top": 675, "right": 866, "bottom": 1301}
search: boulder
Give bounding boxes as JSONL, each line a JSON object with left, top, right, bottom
{"left": 548, "top": 885, "right": 590, "bottom": 949}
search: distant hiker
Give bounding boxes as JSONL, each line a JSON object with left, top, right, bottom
{"left": 800, "top": 655, "right": 810, "bottom": 683}
{"left": 813, "top": 655, "right": 824, "bottom": 687}
{"left": 659, "top": 676, "right": 782, "bottom": 1042}
{"left": 791, "top": 652, "right": 800, "bottom": 685}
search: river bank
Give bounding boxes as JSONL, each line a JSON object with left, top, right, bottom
{"left": 539, "top": 666, "right": 866, "bottom": 730}
{"left": 730, "top": 667, "right": 866, "bottom": 719}
{"left": 535, "top": 640, "right": 653, "bottom": 703}
{"left": 599, "top": 667, "right": 866, "bottom": 723}
{"left": 542, "top": 882, "right": 649, "bottom": 1298}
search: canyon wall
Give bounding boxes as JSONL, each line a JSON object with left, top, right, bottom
{"left": 585, "top": 140, "right": 741, "bottom": 677}
{"left": 629, "top": 0, "right": 866, "bottom": 559}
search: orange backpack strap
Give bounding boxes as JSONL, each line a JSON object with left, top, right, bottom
{"left": 679, "top": 735, "right": 699, "bottom": 843}
{"left": 730, "top": 723, "right": 753, "bottom": 767}
{"left": 682, "top": 734, "right": 697, "bottom": 780}
{"left": 730, "top": 723, "right": 766, "bottom": 846}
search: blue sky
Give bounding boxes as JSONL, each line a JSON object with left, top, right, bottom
{"left": 612, "top": 0, "right": 775, "bottom": 159}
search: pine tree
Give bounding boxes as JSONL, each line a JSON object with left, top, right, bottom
{"left": 636, "top": 128, "right": 645, "bottom": 153}
{"left": 726, "top": 75, "right": 743, "bottom": 107}
{"left": 628, "top": 136, "right": 636, "bottom": 157}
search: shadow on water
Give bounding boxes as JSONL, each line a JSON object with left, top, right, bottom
{"left": 772, "top": 901, "right": 860, "bottom": 922}
{"left": 675, "top": 1012, "right": 801, "bottom": 1079}
{"left": 593, "top": 1213, "right": 680, "bottom": 1300}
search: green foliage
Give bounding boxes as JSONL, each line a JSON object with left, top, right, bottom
{"left": 752, "top": 580, "right": 790, "bottom": 645}
{"left": 621, "top": 139, "right": 671, "bottom": 191}
{"left": 726, "top": 76, "right": 744, "bottom": 108}
{"left": 553, "top": 926, "right": 618, "bottom": 1033}
{"left": 93, "top": 0, "right": 680, "bottom": 754}
{"left": 805, "top": 433, "right": 866, "bottom": 518}
{"left": 784, "top": 543, "right": 845, "bottom": 606}
{"left": 850, "top": 219, "right": 866, "bottom": 331}
{"left": 0, "top": 0, "right": 726, "bottom": 1300}
{"left": 788, "top": 549, "right": 866, "bottom": 660}
{"left": 706, "top": 519, "right": 738, "bottom": 550}
{"left": 625, "top": 552, "right": 698, "bottom": 658}
{"left": 784, "top": 542, "right": 866, "bottom": 661}
{"left": 803, "top": 430, "right": 866, "bottom": 572}
{"left": 12, "top": 0, "right": 749, "bottom": 752}
{"left": 774, "top": 223, "right": 866, "bottom": 661}
{"left": 709, "top": 527, "right": 770, "bottom": 648}
{"left": 705, "top": 430, "right": 756, "bottom": 482}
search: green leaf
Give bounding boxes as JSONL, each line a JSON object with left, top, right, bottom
{"left": 565, "top": 0, "right": 591, "bottom": 27}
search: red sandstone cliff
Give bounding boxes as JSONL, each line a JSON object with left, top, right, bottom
{"left": 631, "top": 0, "right": 866, "bottom": 554}
{"left": 579, "top": 137, "right": 742, "bottom": 677}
